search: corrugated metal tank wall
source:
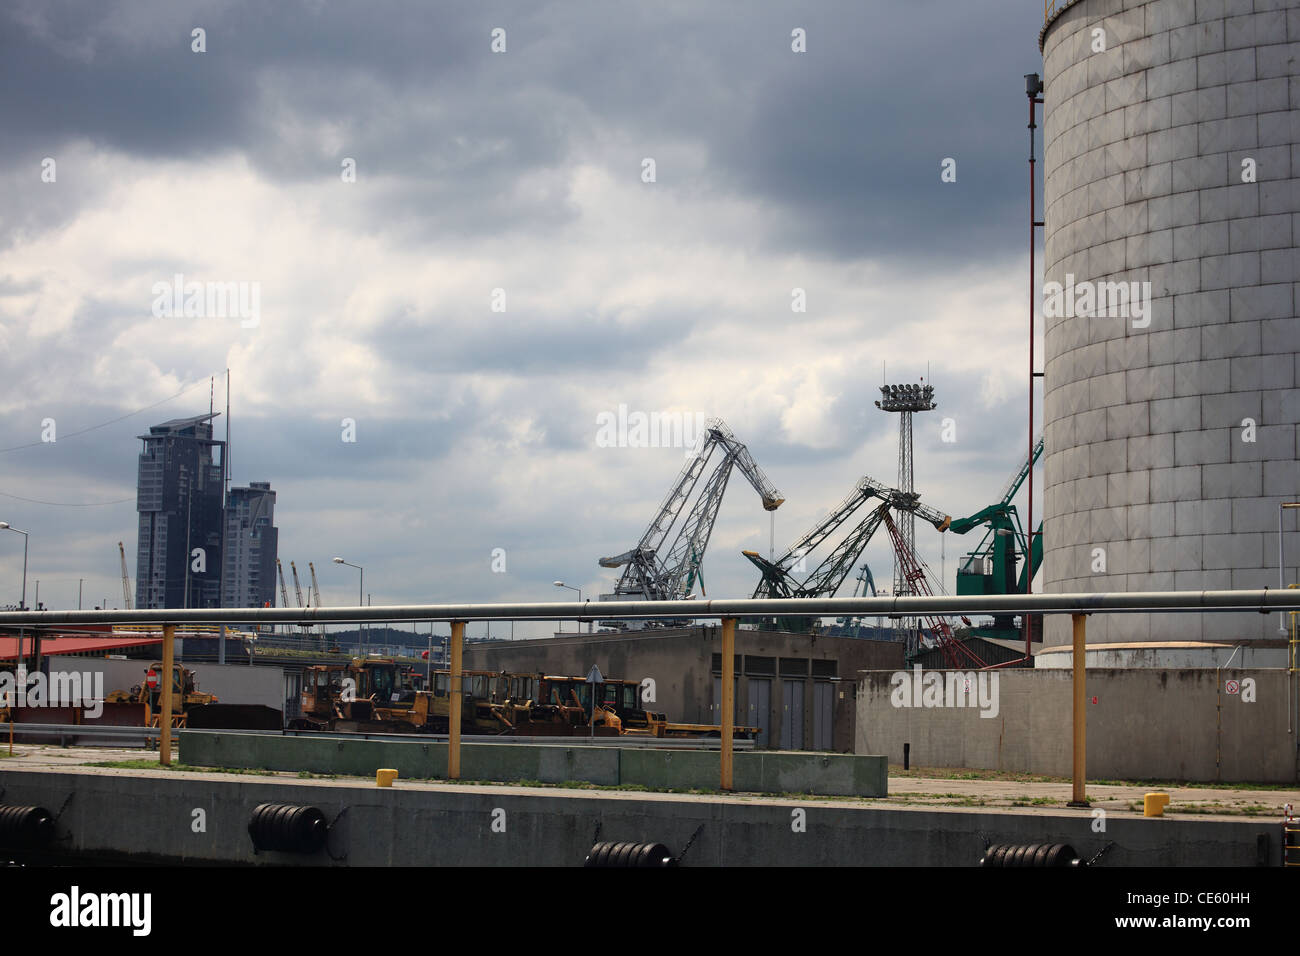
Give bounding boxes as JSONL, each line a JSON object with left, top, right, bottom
{"left": 1040, "top": 0, "right": 1300, "bottom": 644}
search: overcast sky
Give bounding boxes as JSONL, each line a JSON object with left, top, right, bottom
{"left": 0, "top": 0, "right": 1047, "bottom": 636}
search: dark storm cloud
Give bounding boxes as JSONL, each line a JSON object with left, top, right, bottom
{"left": 1, "top": 0, "right": 1042, "bottom": 259}
{"left": 0, "top": 0, "right": 1047, "bottom": 613}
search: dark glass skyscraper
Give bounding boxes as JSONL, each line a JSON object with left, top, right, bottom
{"left": 221, "top": 482, "right": 278, "bottom": 608}
{"left": 135, "top": 413, "right": 225, "bottom": 609}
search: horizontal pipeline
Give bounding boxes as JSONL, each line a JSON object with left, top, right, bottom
{"left": 0, "top": 589, "right": 1299, "bottom": 627}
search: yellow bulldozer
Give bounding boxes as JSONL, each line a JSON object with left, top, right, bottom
{"left": 103, "top": 662, "right": 281, "bottom": 736}
{"left": 105, "top": 662, "right": 215, "bottom": 728}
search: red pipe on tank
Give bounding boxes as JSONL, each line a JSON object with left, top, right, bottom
{"left": 1025, "top": 74, "right": 1044, "bottom": 665}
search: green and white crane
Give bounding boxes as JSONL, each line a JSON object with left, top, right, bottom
{"left": 947, "top": 435, "right": 1044, "bottom": 640}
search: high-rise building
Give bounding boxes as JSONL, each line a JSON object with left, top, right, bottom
{"left": 135, "top": 413, "right": 225, "bottom": 609}
{"left": 221, "top": 482, "right": 278, "bottom": 608}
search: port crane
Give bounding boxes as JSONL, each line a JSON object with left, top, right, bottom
{"left": 742, "top": 476, "right": 950, "bottom": 632}
{"left": 118, "top": 541, "right": 133, "bottom": 610}
{"left": 308, "top": 562, "right": 321, "bottom": 608}
{"left": 290, "top": 561, "right": 306, "bottom": 608}
{"left": 276, "top": 559, "right": 290, "bottom": 609}
{"left": 948, "top": 435, "right": 1044, "bottom": 641}
{"left": 598, "top": 419, "right": 783, "bottom": 621}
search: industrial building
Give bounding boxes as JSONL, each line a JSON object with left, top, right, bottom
{"left": 134, "top": 413, "right": 226, "bottom": 609}
{"left": 1039, "top": 0, "right": 1300, "bottom": 646}
{"left": 464, "top": 626, "right": 903, "bottom": 752}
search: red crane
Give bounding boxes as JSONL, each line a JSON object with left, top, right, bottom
{"left": 881, "top": 511, "right": 986, "bottom": 668}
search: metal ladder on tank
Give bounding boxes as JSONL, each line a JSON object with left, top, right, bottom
{"left": 1291, "top": 599, "right": 1300, "bottom": 865}
{"left": 1285, "top": 804, "right": 1299, "bottom": 867}
{"left": 1292, "top": 597, "right": 1300, "bottom": 789}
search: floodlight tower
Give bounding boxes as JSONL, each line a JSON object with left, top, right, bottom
{"left": 874, "top": 381, "right": 937, "bottom": 647}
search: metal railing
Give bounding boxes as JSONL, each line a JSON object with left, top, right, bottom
{"left": 4, "top": 721, "right": 159, "bottom": 746}
{"left": 1, "top": 722, "right": 752, "bottom": 751}
{"left": 3, "top": 591, "right": 1297, "bottom": 797}
{"left": 3, "top": 589, "right": 1300, "bottom": 629}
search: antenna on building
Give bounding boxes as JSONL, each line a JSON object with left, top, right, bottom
{"left": 225, "top": 368, "right": 231, "bottom": 496}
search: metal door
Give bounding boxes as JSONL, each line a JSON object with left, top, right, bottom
{"left": 749, "top": 678, "right": 770, "bottom": 748}
{"left": 284, "top": 671, "right": 302, "bottom": 722}
{"left": 813, "top": 681, "right": 833, "bottom": 751}
{"left": 781, "top": 679, "right": 804, "bottom": 750}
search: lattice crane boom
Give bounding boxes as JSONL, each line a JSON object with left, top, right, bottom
{"left": 747, "top": 477, "right": 950, "bottom": 601}
{"left": 661, "top": 452, "right": 735, "bottom": 598}
{"left": 276, "top": 559, "right": 290, "bottom": 609}
{"left": 290, "top": 560, "right": 306, "bottom": 609}
{"left": 118, "top": 541, "right": 133, "bottom": 610}
{"left": 600, "top": 418, "right": 783, "bottom": 603}
{"left": 798, "top": 502, "right": 892, "bottom": 597}
{"left": 995, "top": 433, "right": 1044, "bottom": 511}
{"left": 881, "top": 510, "right": 986, "bottom": 668}
{"left": 598, "top": 443, "right": 716, "bottom": 574}
{"left": 773, "top": 476, "right": 891, "bottom": 572}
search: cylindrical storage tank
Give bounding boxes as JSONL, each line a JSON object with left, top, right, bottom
{"left": 1040, "top": 0, "right": 1300, "bottom": 646}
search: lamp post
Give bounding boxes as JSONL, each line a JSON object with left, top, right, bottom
{"left": 333, "top": 557, "right": 364, "bottom": 652}
{"left": 0, "top": 523, "right": 30, "bottom": 668}
{"left": 1280, "top": 503, "right": 1300, "bottom": 633}
{"left": 553, "top": 581, "right": 582, "bottom": 633}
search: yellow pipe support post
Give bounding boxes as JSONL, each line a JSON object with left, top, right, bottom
{"left": 449, "top": 620, "right": 464, "bottom": 781}
{"left": 721, "top": 617, "right": 735, "bottom": 792}
{"left": 1069, "top": 612, "right": 1088, "bottom": 806}
{"left": 160, "top": 623, "right": 175, "bottom": 767}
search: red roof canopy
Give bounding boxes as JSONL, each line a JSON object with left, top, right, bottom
{"left": 0, "top": 633, "right": 161, "bottom": 662}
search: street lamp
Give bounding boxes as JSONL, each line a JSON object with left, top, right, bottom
{"left": 333, "top": 557, "right": 364, "bottom": 651}
{"left": 554, "top": 581, "right": 584, "bottom": 633}
{"left": 0, "top": 522, "right": 30, "bottom": 667}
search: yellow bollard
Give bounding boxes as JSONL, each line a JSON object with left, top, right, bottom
{"left": 1143, "top": 792, "right": 1170, "bottom": 817}
{"left": 376, "top": 768, "right": 398, "bottom": 788}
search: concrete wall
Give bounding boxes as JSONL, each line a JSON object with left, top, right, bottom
{"left": 0, "top": 768, "right": 1279, "bottom": 866}
{"left": 856, "top": 666, "right": 1298, "bottom": 782}
{"left": 1034, "top": 640, "right": 1287, "bottom": 667}
{"left": 1040, "top": 0, "right": 1300, "bottom": 646}
{"left": 179, "top": 732, "right": 888, "bottom": 797}
{"left": 464, "top": 627, "right": 903, "bottom": 752}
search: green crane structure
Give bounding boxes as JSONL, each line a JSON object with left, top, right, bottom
{"left": 947, "top": 435, "right": 1044, "bottom": 641}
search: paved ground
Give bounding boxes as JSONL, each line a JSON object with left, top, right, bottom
{"left": 3, "top": 744, "right": 1295, "bottom": 821}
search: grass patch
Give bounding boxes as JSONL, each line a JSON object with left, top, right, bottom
{"left": 890, "top": 766, "right": 1067, "bottom": 784}
{"left": 1092, "top": 777, "right": 1296, "bottom": 791}
{"left": 895, "top": 767, "right": 1295, "bottom": 792}
{"left": 85, "top": 759, "right": 275, "bottom": 775}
